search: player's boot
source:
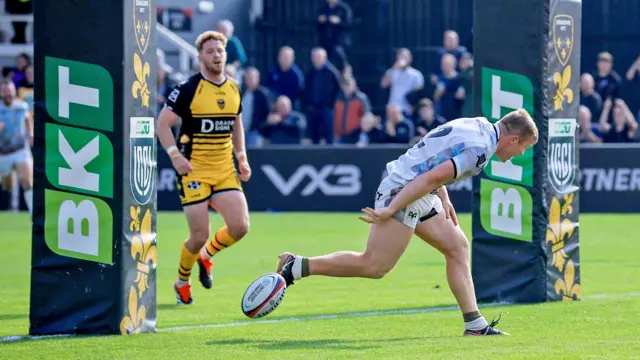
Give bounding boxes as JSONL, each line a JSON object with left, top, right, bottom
{"left": 196, "top": 255, "right": 214, "bottom": 289}
{"left": 276, "top": 252, "right": 297, "bottom": 286}
{"left": 463, "top": 315, "right": 510, "bottom": 336}
{"left": 174, "top": 279, "right": 193, "bottom": 305}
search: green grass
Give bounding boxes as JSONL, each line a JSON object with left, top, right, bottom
{"left": 1, "top": 212, "right": 639, "bottom": 359}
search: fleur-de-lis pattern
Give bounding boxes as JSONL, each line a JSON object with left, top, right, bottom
{"left": 546, "top": 194, "right": 576, "bottom": 272}
{"left": 553, "top": 65, "right": 574, "bottom": 111}
{"left": 120, "top": 286, "right": 148, "bottom": 334}
{"left": 130, "top": 207, "right": 157, "bottom": 297}
{"left": 132, "top": 53, "right": 151, "bottom": 108}
{"left": 554, "top": 260, "right": 581, "bottom": 302}
{"left": 129, "top": 206, "right": 141, "bottom": 232}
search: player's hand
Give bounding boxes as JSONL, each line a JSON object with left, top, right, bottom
{"left": 442, "top": 199, "right": 458, "bottom": 226}
{"left": 171, "top": 155, "right": 193, "bottom": 176}
{"left": 359, "top": 206, "right": 395, "bottom": 224}
{"left": 238, "top": 159, "right": 252, "bottom": 182}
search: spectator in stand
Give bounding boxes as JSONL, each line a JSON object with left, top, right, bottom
{"left": 261, "top": 96, "right": 307, "bottom": 145}
{"left": 333, "top": 77, "right": 372, "bottom": 143}
{"left": 217, "top": 20, "right": 247, "bottom": 77}
{"left": 625, "top": 54, "right": 640, "bottom": 81}
{"left": 593, "top": 52, "right": 622, "bottom": 101}
{"left": 577, "top": 105, "right": 602, "bottom": 143}
{"left": 381, "top": 48, "right": 424, "bottom": 117}
{"left": 17, "top": 65, "right": 33, "bottom": 116}
{"left": 316, "top": 0, "right": 352, "bottom": 73}
{"left": 341, "top": 112, "right": 385, "bottom": 147}
{"left": 2, "top": 53, "right": 30, "bottom": 91}
{"left": 383, "top": 104, "right": 414, "bottom": 144}
{"left": 430, "top": 30, "right": 468, "bottom": 85}
{"left": 304, "top": 47, "right": 341, "bottom": 144}
{"left": 412, "top": 98, "right": 446, "bottom": 143}
{"left": 225, "top": 63, "right": 240, "bottom": 85}
{"left": 599, "top": 98, "right": 638, "bottom": 143}
{"left": 241, "top": 67, "right": 271, "bottom": 147}
{"left": 458, "top": 52, "right": 474, "bottom": 117}
{"left": 580, "top": 73, "right": 603, "bottom": 121}
{"left": 434, "top": 53, "right": 464, "bottom": 122}
{"left": 265, "top": 46, "right": 305, "bottom": 110}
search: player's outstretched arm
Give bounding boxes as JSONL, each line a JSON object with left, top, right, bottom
{"left": 360, "top": 160, "right": 455, "bottom": 224}
{"left": 387, "top": 160, "right": 455, "bottom": 213}
{"left": 158, "top": 107, "right": 192, "bottom": 175}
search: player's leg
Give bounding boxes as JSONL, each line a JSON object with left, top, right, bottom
{"left": 197, "top": 175, "right": 249, "bottom": 289}
{"left": 173, "top": 176, "right": 213, "bottom": 304}
{"left": 277, "top": 180, "right": 423, "bottom": 285}
{"left": 14, "top": 149, "right": 33, "bottom": 215}
{"left": 414, "top": 207, "right": 508, "bottom": 336}
{"left": 300, "top": 218, "right": 413, "bottom": 279}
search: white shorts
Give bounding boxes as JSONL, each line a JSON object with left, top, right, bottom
{"left": 374, "top": 176, "right": 443, "bottom": 229}
{"left": 0, "top": 148, "right": 30, "bottom": 177}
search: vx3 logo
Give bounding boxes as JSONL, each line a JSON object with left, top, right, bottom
{"left": 261, "top": 164, "right": 362, "bottom": 196}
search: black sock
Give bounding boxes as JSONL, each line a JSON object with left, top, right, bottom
{"left": 463, "top": 311, "right": 482, "bottom": 323}
{"left": 301, "top": 257, "right": 309, "bottom": 277}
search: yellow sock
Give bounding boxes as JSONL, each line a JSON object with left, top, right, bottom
{"left": 202, "top": 226, "right": 237, "bottom": 259}
{"left": 178, "top": 240, "right": 199, "bottom": 282}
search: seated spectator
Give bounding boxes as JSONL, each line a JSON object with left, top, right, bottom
{"left": 599, "top": 98, "right": 638, "bottom": 143}
{"left": 217, "top": 20, "right": 247, "bottom": 71}
{"left": 383, "top": 104, "right": 414, "bottom": 144}
{"left": 241, "top": 67, "right": 271, "bottom": 147}
{"left": 577, "top": 105, "right": 602, "bottom": 143}
{"left": 265, "top": 46, "right": 304, "bottom": 109}
{"left": 333, "top": 77, "right": 371, "bottom": 143}
{"left": 430, "top": 30, "right": 468, "bottom": 85}
{"left": 413, "top": 98, "right": 446, "bottom": 143}
{"left": 261, "top": 96, "right": 306, "bottom": 145}
{"left": 341, "top": 112, "right": 385, "bottom": 147}
{"left": 579, "top": 73, "right": 603, "bottom": 121}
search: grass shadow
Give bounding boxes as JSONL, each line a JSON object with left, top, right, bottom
{"left": 206, "top": 336, "right": 429, "bottom": 350}
{"left": 0, "top": 313, "right": 27, "bottom": 321}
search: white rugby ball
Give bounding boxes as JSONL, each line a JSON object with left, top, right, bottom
{"left": 241, "top": 272, "right": 287, "bottom": 318}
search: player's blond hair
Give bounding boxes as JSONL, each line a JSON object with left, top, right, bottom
{"left": 499, "top": 108, "right": 538, "bottom": 142}
{"left": 195, "top": 31, "right": 228, "bottom": 52}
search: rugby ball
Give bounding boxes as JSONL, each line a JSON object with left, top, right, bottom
{"left": 241, "top": 272, "right": 287, "bottom": 318}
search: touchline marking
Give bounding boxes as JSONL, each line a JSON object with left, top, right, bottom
{"left": 1, "top": 292, "right": 638, "bottom": 343}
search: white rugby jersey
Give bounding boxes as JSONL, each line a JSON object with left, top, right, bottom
{"left": 0, "top": 99, "right": 29, "bottom": 149}
{"left": 384, "top": 117, "right": 499, "bottom": 186}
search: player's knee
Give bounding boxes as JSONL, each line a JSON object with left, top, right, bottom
{"left": 444, "top": 238, "right": 470, "bottom": 263}
{"left": 229, "top": 219, "right": 250, "bottom": 240}
{"left": 190, "top": 227, "right": 210, "bottom": 245}
{"left": 361, "top": 253, "right": 393, "bottom": 279}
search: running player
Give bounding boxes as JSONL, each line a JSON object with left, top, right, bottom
{"left": 277, "top": 109, "right": 538, "bottom": 336}
{"left": 158, "top": 31, "right": 251, "bottom": 305}
{"left": 0, "top": 79, "right": 33, "bottom": 215}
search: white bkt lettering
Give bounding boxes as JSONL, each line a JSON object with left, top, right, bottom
{"left": 262, "top": 164, "right": 361, "bottom": 196}
{"left": 490, "top": 187, "right": 523, "bottom": 236}
{"left": 58, "top": 199, "right": 100, "bottom": 256}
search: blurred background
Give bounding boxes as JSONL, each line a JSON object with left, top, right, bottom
{"left": 1, "top": 0, "right": 639, "bottom": 213}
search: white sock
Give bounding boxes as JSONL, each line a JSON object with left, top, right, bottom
{"left": 291, "top": 256, "right": 304, "bottom": 280}
{"left": 465, "top": 316, "right": 489, "bottom": 331}
{"left": 23, "top": 189, "right": 33, "bottom": 215}
{"left": 177, "top": 278, "right": 190, "bottom": 287}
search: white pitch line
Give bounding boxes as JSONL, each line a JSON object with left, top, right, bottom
{"left": 1, "top": 292, "right": 638, "bottom": 343}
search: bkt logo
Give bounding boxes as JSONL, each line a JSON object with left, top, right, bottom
{"left": 548, "top": 118, "right": 577, "bottom": 193}
{"left": 262, "top": 164, "right": 362, "bottom": 196}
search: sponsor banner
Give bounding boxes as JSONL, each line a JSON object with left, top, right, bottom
{"left": 30, "top": 0, "right": 157, "bottom": 337}
{"left": 123, "top": 0, "right": 157, "bottom": 334}
{"left": 155, "top": 145, "right": 640, "bottom": 214}
{"left": 545, "top": 0, "right": 582, "bottom": 302}
{"left": 31, "top": 1, "right": 121, "bottom": 335}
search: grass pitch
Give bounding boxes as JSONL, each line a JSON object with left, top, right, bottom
{"left": 0, "top": 212, "right": 639, "bottom": 359}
